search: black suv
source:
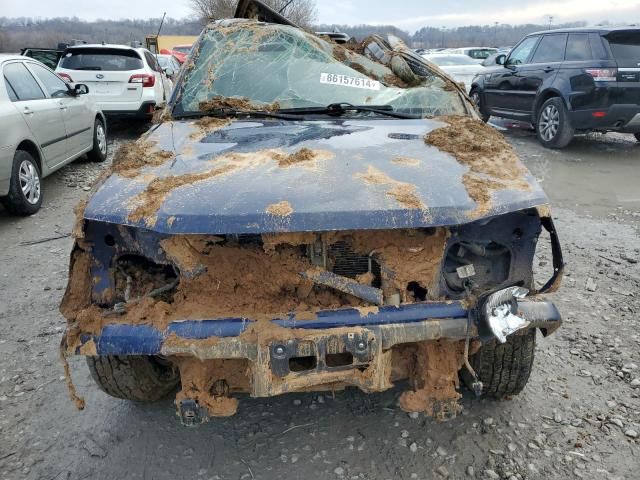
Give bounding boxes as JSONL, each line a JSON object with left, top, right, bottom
{"left": 471, "top": 27, "right": 640, "bottom": 148}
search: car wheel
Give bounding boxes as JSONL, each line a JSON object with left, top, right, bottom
{"left": 461, "top": 329, "right": 536, "bottom": 398}
{"left": 633, "top": 133, "right": 640, "bottom": 142}
{"left": 87, "top": 118, "right": 108, "bottom": 162}
{"left": 86, "top": 355, "right": 179, "bottom": 402}
{"left": 536, "top": 97, "right": 574, "bottom": 149}
{"left": 1, "top": 150, "right": 43, "bottom": 216}
{"left": 470, "top": 90, "right": 490, "bottom": 122}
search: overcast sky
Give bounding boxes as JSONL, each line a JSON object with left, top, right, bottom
{"left": 2, "top": 0, "right": 640, "bottom": 30}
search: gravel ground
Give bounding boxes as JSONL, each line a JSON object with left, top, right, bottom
{"left": 0, "top": 121, "right": 638, "bottom": 480}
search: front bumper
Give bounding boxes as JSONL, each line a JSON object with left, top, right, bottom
{"left": 74, "top": 299, "right": 561, "bottom": 395}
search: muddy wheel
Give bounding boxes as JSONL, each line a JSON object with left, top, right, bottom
{"left": 470, "top": 89, "right": 490, "bottom": 122}
{"left": 461, "top": 329, "right": 536, "bottom": 398}
{"left": 1, "top": 150, "right": 43, "bottom": 216}
{"left": 86, "top": 118, "right": 108, "bottom": 162}
{"left": 87, "top": 356, "right": 179, "bottom": 402}
{"left": 536, "top": 97, "right": 574, "bottom": 149}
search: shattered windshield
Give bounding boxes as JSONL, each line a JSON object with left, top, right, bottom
{"left": 173, "top": 21, "right": 466, "bottom": 117}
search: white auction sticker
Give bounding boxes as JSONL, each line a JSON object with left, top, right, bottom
{"left": 320, "top": 73, "right": 381, "bottom": 91}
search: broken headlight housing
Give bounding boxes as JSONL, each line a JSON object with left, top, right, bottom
{"left": 439, "top": 210, "right": 542, "bottom": 299}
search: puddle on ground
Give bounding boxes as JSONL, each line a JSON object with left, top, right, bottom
{"left": 492, "top": 118, "right": 640, "bottom": 226}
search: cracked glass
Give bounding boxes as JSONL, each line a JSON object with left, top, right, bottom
{"left": 174, "top": 21, "right": 466, "bottom": 117}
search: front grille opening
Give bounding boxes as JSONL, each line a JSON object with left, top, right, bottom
{"left": 326, "top": 352, "right": 354, "bottom": 368}
{"left": 329, "top": 241, "right": 382, "bottom": 287}
{"left": 407, "top": 282, "right": 428, "bottom": 301}
{"left": 114, "top": 255, "right": 178, "bottom": 305}
{"left": 289, "top": 356, "right": 317, "bottom": 373}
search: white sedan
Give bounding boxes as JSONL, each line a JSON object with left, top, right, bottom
{"left": 0, "top": 55, "right": 106, "bottom": 215}
{"left": 422, "top": 54, "right": 487, "bottom": 93}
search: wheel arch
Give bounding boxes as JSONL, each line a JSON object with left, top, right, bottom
{"left": 532, "top": 89, "right": 566, "bottom": 124}
{"left": 15, "top": 139, "right": 43, "bottom": 174}
{"left": 95, "top": 112, "right": 107, "bottom": 136}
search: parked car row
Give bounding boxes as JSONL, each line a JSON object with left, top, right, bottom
{"left": 1, "top": 43, "right": 188, "bottom": 215}
{"left": 0, "top": 55, "right": 106, "bottom": 215}
{"left": 471, "top": 27, "right": 640, "bottom": 148}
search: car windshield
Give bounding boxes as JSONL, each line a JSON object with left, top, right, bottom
{"left": 59, "top": 48, "right": 143, "bottom": 71}
{"left": 426, "top": 55, "right": 479, "bottom": 66}
{"left": 173, "top": 21, "right": 466, "bottom": 117}
{"left": 157, "top": 56, "right": 170, "bottom": 68}
{"left": 468, "top": 49, "right": 497, "bottom": 59}
{"left": 173, "top": 46, "right": 192, "bottom": 54}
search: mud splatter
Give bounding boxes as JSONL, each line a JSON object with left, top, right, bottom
{"left": 128, "top": 164, "right": 238, "bottom": 227}
{"left": 392, "top": 156, "right": 421, "bottom": 167}
{"left": 174, "top": 358, "right": 248, "bottom": 417}
{"left": 274, "top": 148, "right": 334, "bottom": 168}
{"left": 128, "top": 150, "right": 286, "bottom": 227}
{"left": 112, "top": 141, "right": 175, "bottom": 179}
{"left": 266, "top": 201, "right": 294, "bottom": 217}
{"left": 399, "top": 340, "right": 465, "bottom": 420}
{"left": 355, "top": 165, "right": 427, "bottom": 210}
{"left": 425, "top": 116, "right": 531, "bottom": 217}
{"left": 199, "top": 96, "right": 280, "bottom": 113}
{"left": 190, "top": 116, "right": 231, "bottom": 141}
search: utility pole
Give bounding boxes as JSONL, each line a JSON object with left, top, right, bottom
{"left": 441, "top": 26, "right": 446, "bottom": 48}
{"left": 547, "top": 15, "right": 554, "bottom": 30}
{"left": 494, "top": 22, "right": 499, "bottom": 46}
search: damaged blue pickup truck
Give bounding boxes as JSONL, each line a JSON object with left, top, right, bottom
{"left": 60, "top": 3, "right": 564, "bottom": 425}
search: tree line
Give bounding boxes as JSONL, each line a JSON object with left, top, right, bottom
{"left": 0, "top": 15, "right": 591, "bottom": 53}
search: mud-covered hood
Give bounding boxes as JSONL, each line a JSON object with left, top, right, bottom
{"left": 85, "top": 118, "right": 548, "bottom": 234}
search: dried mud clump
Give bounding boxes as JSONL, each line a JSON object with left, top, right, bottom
{"left": 199, "top": 96, "right": 280, "bottom": 113}
{"left": 190, "top": 116, "right": 231, "bottom": 140}
{"left": 399, "top": 340, "right": 465, "bottom": 419}
{"left": 174, "top": 358, "right": 248, "bottom": 417}
{"left": 424, "top": 116, "right": 531, "bottom": 217}
{"left": 112, "top": 141, "right": 175, "bottom": 179}
{"left": 266, "top": 200, "right": 294, "bottom": 217}
{"left": 355, "top": 165, "right": 427, "bottom": 211}
{"left": 273, "top": 148, "right": 334, "bottom": 168}
{"left": 383, "top": 74, "right": 408, "bottom": 89}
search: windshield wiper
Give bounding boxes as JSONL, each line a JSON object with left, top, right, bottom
{"left": 277, "top": 103, "right": 421, "bottom": 119}
{"left": 172, "top": 109, "right": 304, "bottom": 121}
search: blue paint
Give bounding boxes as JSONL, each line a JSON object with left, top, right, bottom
{"left": 84, "top": 302, "right": 469, "bottom": 356}
{"left": 83, "top": 118, "right": 549, "bottom": 235}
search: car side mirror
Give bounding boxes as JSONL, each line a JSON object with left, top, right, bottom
{"left": 164, "top": 67, "right": 175, "bottom": 78}
{"left": 74, "top": 83, "right": 89, "bottom": 95}
{"left": 496, "top": 54, "right": 507, "bottom": 66}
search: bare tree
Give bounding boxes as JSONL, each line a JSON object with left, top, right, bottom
{"left": 190, "top": 0, "right": 317, "bottom": 27}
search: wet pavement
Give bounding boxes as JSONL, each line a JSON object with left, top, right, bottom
{"left": 0, "top": 120, "right": 638, "bottom": 480}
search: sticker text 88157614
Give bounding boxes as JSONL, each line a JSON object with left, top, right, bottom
{"left": 320, "top": 73, "right": 381, "bottom": 91}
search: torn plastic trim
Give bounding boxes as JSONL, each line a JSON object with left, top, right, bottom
{"left": 476, "top": 285, "right": 563, "bottom": 343}
{"left": 536, "top": 215, "right": 565, "bottom": 294}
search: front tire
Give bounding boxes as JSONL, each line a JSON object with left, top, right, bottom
{"left": 470, "top": 89, "right": 490, "bottom": 122}
{"left": 633, "top": 133, "right": 640, "bottom": 142}
{"left": 536, "top": 97, "right": 574, "bottom": 149}
{"left": 87, "top": 355, "right": 179, "bottom": 402}
{"left": 1, "top": 150, "right": 43, "bottom": 216}
{"left": 461, "top": 329, "right": 536, "bottom": 398}
{"left": 87, "top": 118, "right": 107, "bottom": 162}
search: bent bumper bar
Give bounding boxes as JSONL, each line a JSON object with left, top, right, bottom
{"left": 75, "top": 300, "right": 562, "bottom": 358}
